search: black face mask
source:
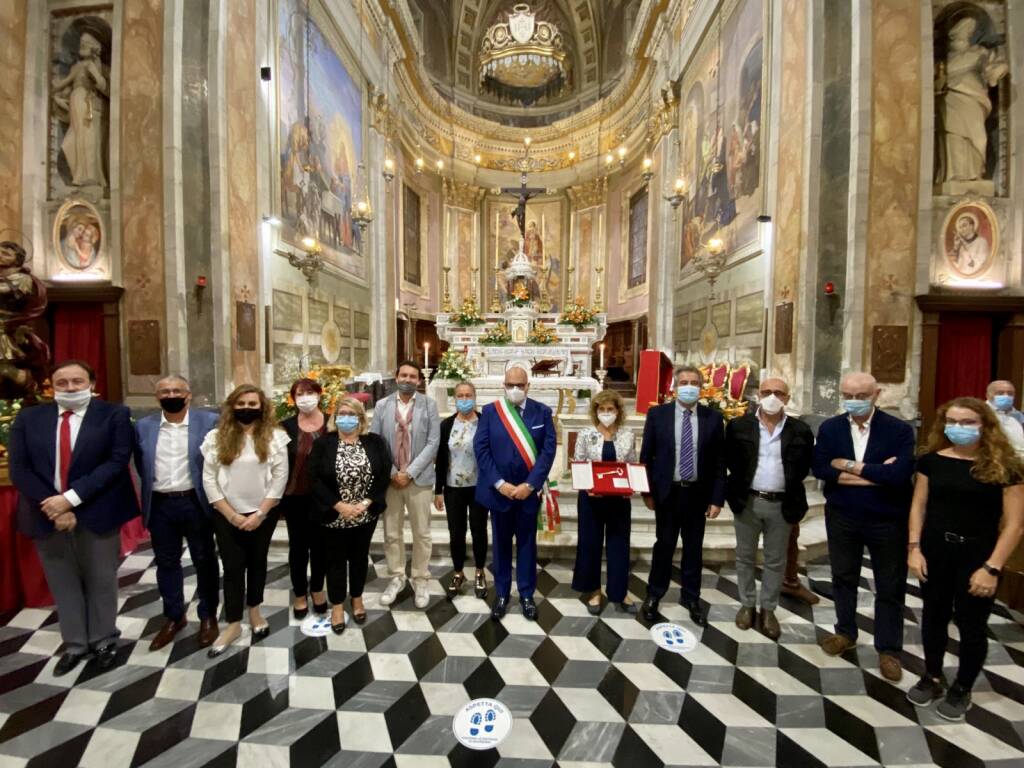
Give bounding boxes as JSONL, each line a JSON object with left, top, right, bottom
{"left": 234, "top": 407, "right": 262, "bottom": 424}
{"left": 159, "top": 397, "right": 187, "bottom": 414}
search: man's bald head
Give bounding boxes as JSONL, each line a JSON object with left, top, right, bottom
{"left": 759, "top": 377, "right": 789, "bottom": 396}
{"left": 987, "top": 380, "right": 1015, "bottom": 399}
{"left": 840, "top": 372, "right": 878, "bottom": 398}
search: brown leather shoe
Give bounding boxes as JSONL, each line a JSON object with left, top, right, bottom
{"left": 781, "top": 582, "right": 820, "bottom": 606}
{"left": 149, "top": 618, "right": 187, "bottom": 651}
{"left": 820, "top": 632, "right": 855, "bottom": 656}
{"left": 879, "top": 653, "right": 903, "bottom": 682}
{"left": 735, "top": 606, "right": 755, "bottom": 630}
{"left": 197, "top": 617, "right": 219, "bottom": 648}
{"left": 760, "top": 609, "right": 781, "bottom": 640}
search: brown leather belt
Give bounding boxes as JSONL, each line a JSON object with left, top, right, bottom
{"left": 751, "top": 490, "right": 783, "bottom": 502}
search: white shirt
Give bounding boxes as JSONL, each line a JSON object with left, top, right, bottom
{"left": 673, "top": 402, "right": 700, "bottom": 482}
{"left": 202, "top": 429, "right": 290, "bottom": 514}
{"left": 55, "top": 402, "right": 88, "bottom": 507}
{"left": 751, "top": 411, "right": 787, "bottom": 493}
{"left": 153, "top": 410, "right": 193, "bottom": 492}
{"left": 849, "top": 409, "right": 874, "bottom": 463}
{"left": 990, "top": 402, "right": 1024, "bottom": 457}
{"left": 396, "top": 393, "right": 415, "bottom": 421}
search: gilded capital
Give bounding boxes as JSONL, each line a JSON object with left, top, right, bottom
{"left": 568, "top": 176, "right": 608, "bottom": 209}
{"left": 443, "top": 178, "right": 483, "bottom": 209}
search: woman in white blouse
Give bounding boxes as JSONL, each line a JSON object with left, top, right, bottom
{"left": 572, "top": 389, "right": 637, "bottom": 614}
{"left": 202, "top": 385, "right": 290, "bottom": 656}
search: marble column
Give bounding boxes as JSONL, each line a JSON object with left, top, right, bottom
{"left": 0, "top": 0, "right": 26, "bottom": 233}
{"left": 648, "top": 128, "right": 678, "bottom": 355}
{"left": 368, "top": 127, "right": 393, "bottom": 373}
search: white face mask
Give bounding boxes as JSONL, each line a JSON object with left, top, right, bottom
{"left": 55, "top": 389, "right": 92, "bottom": 411}
{"left": 295, "top": 394, "right": 320, "bottom": 413}
{"left": 759, "top": 394, "right": 784, "bottom": 416}
{"left": 505, "top": 386, "right": 526, "bottom": 405}
{"left": 597, "top": 412, "right": 617, "bottom": 427}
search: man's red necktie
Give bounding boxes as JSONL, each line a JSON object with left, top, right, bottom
{"left": 59, "top": 411, "right": 73, "bottom": 492}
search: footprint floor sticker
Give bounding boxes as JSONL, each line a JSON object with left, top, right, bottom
{"left": 650, "top": 622, "right": 698, "bottom": 653}
{"left": 453, "top": 698, "right": 511, "bottom": 750}
{"left": 300, "top": 611, "right": 342, "bottom": 638}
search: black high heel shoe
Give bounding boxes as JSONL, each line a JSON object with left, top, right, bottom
{"left": 312, "top": 598, "right": 329, "bottom": 615}
{"left": 293, "top": 599, "right": 309, "bottom": 620}
{"left": 352, "top": 603, "right": 367, "bottom": 624}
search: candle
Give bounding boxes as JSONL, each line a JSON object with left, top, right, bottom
{"left": 424, "top": 342, "right": 430, "bottom": 368}
{"left": 599, "top": 343, "right": 605, "bottom": 370}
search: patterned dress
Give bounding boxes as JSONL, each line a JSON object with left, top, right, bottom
{"left": 326, "top": 439, "right": 373, "bottom": 529}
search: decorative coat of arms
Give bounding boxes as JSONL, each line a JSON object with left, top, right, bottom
{"left": 509, "top": 4, "right": 536, "bottom": 44}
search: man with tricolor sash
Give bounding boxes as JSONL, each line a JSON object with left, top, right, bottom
{"left": 474, "top": 364, "right": 557, "bottom": 621}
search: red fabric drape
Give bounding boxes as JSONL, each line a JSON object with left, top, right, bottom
{"left": 52, "top": 303, "right": 107, "bottom": 399}
{"left": 0, "top": 487, "right": 53, "bottom": 610}
{"left": 935, "top": 314, "right": 992, "bottom": 407}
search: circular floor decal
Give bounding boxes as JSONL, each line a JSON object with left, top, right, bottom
{"left": 300, "top": 611, "right": 343, "bottom": 638}
{"left": 453, "top": 698, "right": 512, "bottom": 750}
{"left": 650, "top": 622, "right": 698, "bottom": 653}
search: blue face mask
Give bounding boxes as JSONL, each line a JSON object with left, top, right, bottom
{"left": 993, "top": 394, "right": 1014, "bottom": 411}
{"left": 842, "top": 399, "right": 873, "bottom": 417}
{"left": 455, "top": 399, "right": 475, "bottom": 414}
{"left": 945, "top": 424, "right": 981, "bottom": 446}
{"left": 336, "top": 415, "right": 359, "bottom": 433}
{"left": 677, "top": 384, "right": 701, "bottom": 404}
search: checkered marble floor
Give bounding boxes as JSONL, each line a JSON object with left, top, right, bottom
{"left": 1, "top": 547, "right": 1024, "bottom": 768}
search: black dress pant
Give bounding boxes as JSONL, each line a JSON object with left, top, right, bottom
{"left": 443, "top": 486, "right": 488, "bottom": 571}
{"left": 920, "top": 530, "right": 997, "bottom": 689}
{"left": 825, "top": 508, "right": 907, "bottom": 654}
{"left": 281, "top": 494, "right": 326, "bottom": 597}
{"left": 149, "top": 492, "right": 219, "bottom": 621}
{"left": 212, "top": 511, "right": 278, "bottom": 623}
{"left": 572, "top": 491, "right": 631, "bottom": 602}
{"left": 647, "top": 485, "right": 707, "bottom": 605}
{"left": 324, "top": 520, "right": 377, "bottom": 603}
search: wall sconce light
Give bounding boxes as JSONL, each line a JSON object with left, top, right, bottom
{"left": 474, "top": 153, "right": 482, "bottom": 165}
{"left": 617, "top": 146, "right": 627, "bottom": 167}
{"left": 415, "top": 156, "right": 424, "bottom": 173}
{"left": 524, "top": 136, "right": 532, "bottom": 148}
{"left": 604, "top": 152, "right": 614, "bottom": 168}
{"left": 290, "top": 237, "right": 323, "bottom": 285}
{"left": 641, "top": 156, "right": 654, "bottom": 183}
{"left": 435, "top": 159, "right": 444, "bottom": 173}
{"left": 664, "top": 176, "right": 688, "bottom": 209}
{"left": 382, "top": 157, "right": 395, "bottom": 183}
{"left": 567, "top": 149, "right": 576, "bottom": 162}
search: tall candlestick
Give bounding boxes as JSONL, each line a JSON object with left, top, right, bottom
{"left": 424, "top": 342, "right": 430, "bottom": 368}
{"left": 599, "top": 343, "right": 605, "bottom": 370}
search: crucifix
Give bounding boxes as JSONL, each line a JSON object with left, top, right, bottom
{"left": 500, "top": 170, "right": 546, "bottom": 240}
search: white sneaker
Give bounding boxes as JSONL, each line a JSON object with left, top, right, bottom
{"left": 380, "top": 577, "right": 405, "bottom": 606}
{"left": 413, "top": 581, "right": 429, "bottom": 609}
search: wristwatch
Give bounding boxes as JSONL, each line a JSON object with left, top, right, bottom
{"left": 844, "top": 460, "right": 856, "bottom": 471}
{"left": 982, "top": 562, "right": 1002, "bottom": 577}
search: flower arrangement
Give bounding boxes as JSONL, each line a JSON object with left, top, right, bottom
{"left": 434, "top": 349, "right": 476, "bottom": 381}
{"left": 527, "top": 322, "right": 558, "bottom": 345}
{"left": 0, "top": 398, "right": 27, "bottom": 458}
{"left": 272, "top": 364, "right": 353, "bottom": 421}
{"left": 559, "top": 299, "right": 597, "bottom": 329}
{"left": 664, "top": 384, "right": 747, "bottom": 421}
{"left": 509, "top": 282, "right": 531, "bottom": 307}
{"left": 452, "top": 297, "right": 484, "bottom": 327}
{"left": 480, "top": 322, "right": 513, "bottom": 345}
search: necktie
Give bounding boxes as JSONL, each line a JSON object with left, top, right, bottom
{"left": 679, "top": 410, "right": 695, "bottom": 481}
{"left": 59, "top": 411, "right": 73, "bottom": 492}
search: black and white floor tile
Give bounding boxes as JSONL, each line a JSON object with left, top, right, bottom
{"left": 1, "top": 546, "right": 1023, "bottom": 767}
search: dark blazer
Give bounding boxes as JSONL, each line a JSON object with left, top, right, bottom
{"left": 725, "top": 412, "right": 814, "bottom": 523}
{"left": 308, "top": 431, "right": 392, "bottom": 526}
{"left": 280, "top": 413, "right": 328, "bottom": 494}
{"left": 434, "top": 412, "right": 481, "bottom": 495}
{"left": 640, "top": 401, "right": 727, "bottom": 508}
{"left": 812, "top": 408, "right": 915, "bottom": 519}
{"left": 473, "top": 398, "right": 557, "bottom": 513}
{"left": 10, "top": 399, "right": 140, "bottom": 538}
{"left": 134, "top": 407, "right": 219, "bottom": 525}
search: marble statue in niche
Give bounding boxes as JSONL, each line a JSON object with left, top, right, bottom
{"left": 933, "top": 7, "right": 1008, "bottom": 194}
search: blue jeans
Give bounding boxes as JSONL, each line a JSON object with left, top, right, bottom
{"left": 491, "top": 499, "right": 538, "bottom": 600}
{"left": 149, "top": 493, "right": 220, "bottom": 622}
{"left": 825, "top": 507, "right": 907, "bottom": 654}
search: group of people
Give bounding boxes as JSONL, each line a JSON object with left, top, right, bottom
{"left": 9, "top": 358, "right": 1024, "bottom": 723}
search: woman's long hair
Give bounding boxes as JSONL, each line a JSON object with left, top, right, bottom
{"left": 216, "top": 384, "right": 277, "bottom": 465}
{"left": 922, "top": 397, "right": 1022, "bottom": 485}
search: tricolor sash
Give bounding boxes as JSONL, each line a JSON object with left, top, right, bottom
{"left": 493, "top": 398, "right": 560, "bottom": 535}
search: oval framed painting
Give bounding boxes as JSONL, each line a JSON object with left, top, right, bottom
{"left": 52, "top": 198, "right": 103, "bottom": 271}
{"left": 941, "top": 200, "right": 998, "bottom": 279}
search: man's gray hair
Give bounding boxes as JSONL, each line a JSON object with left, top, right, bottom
{"left": 156, "top": 374, "right": 191, "bottom": 391}
{"left": 673, "top": 364, "right": 703, "bottom": 385}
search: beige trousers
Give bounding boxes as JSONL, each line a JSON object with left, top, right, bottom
{"left": 383, "top": 482, "right": 433, "bottom": 582}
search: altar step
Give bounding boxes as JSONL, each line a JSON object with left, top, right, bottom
{"left": 271, "top": 487, "right": 829, "bottom": 565}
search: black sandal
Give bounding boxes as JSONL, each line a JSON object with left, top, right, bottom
{"left": 352, "top": 601, "right": 367, "bottom": 624}
{"left": 474, "top": 572, "right": 487, "bottom": 599}
{"left": 331, "top": 621, "right": 346, "bottom": 635}
{"left": 447, "top": 572, "right": 466, "bottom": 600}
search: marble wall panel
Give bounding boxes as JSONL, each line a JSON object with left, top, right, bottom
{"left": 864, "top": 0, "right": 921, "bottom": 397}
{"left": 227, "top": 0, "right": 260, "bottom": 386}
{"left": 120, "top": 0, "right": 166, "bottom": 393}
{"left": 0, "top": 0, "right": 27, "bottom": 233}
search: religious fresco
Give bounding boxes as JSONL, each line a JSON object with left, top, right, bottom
{"left": 277, "top": 0, "right": 364, "bottom": 278}
{"left": 485, "top": 198, "right": 564, "bottom": 312}
{"left": 941, "top": 200, "right": 998, "bottom": 279}
{"left": 453, "top": 208, "right": 476, "bottom": 302}
{"left": 678, "top": 0, "right": 765, "bottom": 270}
{"left": 52, "top": 200, "right": 104, "bottom": 274}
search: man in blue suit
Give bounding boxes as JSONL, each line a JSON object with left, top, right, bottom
{"left": 474, "top": 364, "right": 556, "bottom": 621}
{"left": 135, "top": 375, "right": 220, "bottom": 650}
{"left": 812, "top": 371, "right": 915, "bottom": 683}
{"left": 640, "top": 365, "right": 727, "bottom": 625}
{"left": 9, "top": 360, "right": 139, "bottom": 676}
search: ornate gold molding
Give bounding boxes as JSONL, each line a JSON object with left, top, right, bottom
{"left": 442, "top": 178, "right": 484, "bottom": 209}
{"left": 650, "top": 80, "right": 679, "bottom": 140}
{"left": 567, "top": 177, "right": 607, "bottom": 209}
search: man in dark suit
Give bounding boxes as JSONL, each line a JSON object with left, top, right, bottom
{"left": 474, "top": 364, "right": 557, "bottom": 621}
{"left": 135, "top": 375, "right": 220, "bottom": 650}
{"left": 725, "top": 376, "right": 814, "bottom": 639}
{"left": 812, "top": 371, "right": 915, "bottom": 682}
{"left": 9, "top": 360, "right": 139, "bottom": 676}
{"left": 641, "top": 365, "right": 727, "bottom": 625}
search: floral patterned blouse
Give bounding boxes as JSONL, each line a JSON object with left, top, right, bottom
{"left": 446, "top": 417, "right": 479, "bottom": 488}
{"left": 328, "top": 439, "right": 373, "bottom": 528}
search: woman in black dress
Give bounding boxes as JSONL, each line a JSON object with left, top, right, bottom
{"left": 907, "top": 397, "right": 1024, "bottom": 720}
{"left": 309, "top": 397, "right": 392, "bottom": 634}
